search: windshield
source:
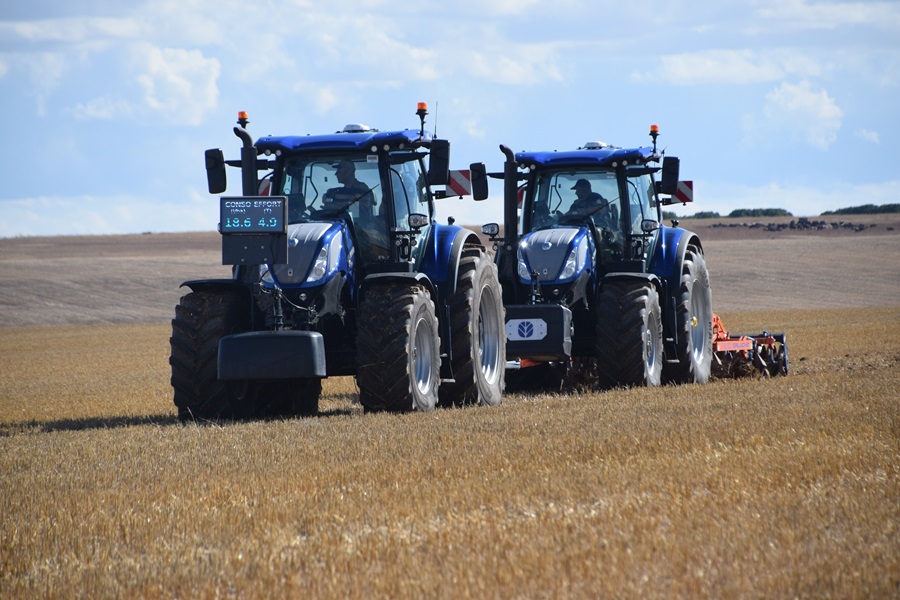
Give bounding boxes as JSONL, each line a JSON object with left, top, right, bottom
{"left": 529, "top": 170, "right": 622, "bottom": 233}
{"left": 279, "top": 154, "right": 390, "bottom": 262}
{"left": 280, "top": 155, "right": 384, "bottom": 223}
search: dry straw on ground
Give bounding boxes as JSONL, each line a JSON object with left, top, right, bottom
{"left": 2, "top": 307, "right": 898, "bottom": 598}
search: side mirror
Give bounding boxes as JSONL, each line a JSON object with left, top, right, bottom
{"left": 482, "top": 222, "right": 500, "bottom": 237}
{"left": 657, "top": 156, "right": 680, "bottom": 196}
{"left": 205, "top": 148, "right": 227, "bottom": 194}
{"left": 427, "top": 139, "right": 450, "bottom": 186}
{"left": 470, "top": 162, "right": 489, "bottom": 200}
{"left": 641, "top": 219, "right": 660, "bottom": 233}
{"left": 408, "top": 213, "right": 429, "bottom": 230}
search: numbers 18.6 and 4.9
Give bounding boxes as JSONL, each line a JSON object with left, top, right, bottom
{"left": 225, "top": 217, "right": 280, "bottom": 229}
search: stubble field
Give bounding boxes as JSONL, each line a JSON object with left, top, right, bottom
{"left": 1, "top": 216, "right": 899, "bottom": 598}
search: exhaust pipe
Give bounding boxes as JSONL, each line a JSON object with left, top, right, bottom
{"left": 234, "top": 126, "right": 258, "bottom": 196}
{"left": 500, "top": 144, "right": 518, "bottom": 249}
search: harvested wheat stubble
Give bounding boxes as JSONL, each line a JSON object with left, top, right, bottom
{"left": 1, "top": 307, "right": 898, "bottom": 598}
{"left": 1, "top": 227, "right": 898, "bottom": 597}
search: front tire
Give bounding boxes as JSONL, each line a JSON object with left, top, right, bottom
{"left": 595, "top": 280, "right": 663, "bottom": 388}
{"left": 663, "top": 244, "right": 713, "bottom": 384}
{"left": 170, "top": 290, "right": 255, "bottom": 421}
{"left": 439, "top": 248, "right": 505, "bottom": 407}
{"left": 357, "top": 282, "right": 440, "bottom": 412}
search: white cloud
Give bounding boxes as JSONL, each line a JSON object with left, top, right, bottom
{"left": 0, "top": 16, "right": 142, "bottom": 44}
{"left": 312, "top": 85, "right": 339, "bottom": 115}
{"left": 475, "top": 0, "right": 545, "bottom": 16}
{"left": 27, "top": 52, "right": 67, "bottom": 116}
{"left": 467, "top": 44, "right": 565, "bottom": 86}
{"left": 135, "top": 46, "right": 220, "bottom": 126}
{"left": 751, "top": 0, "right": 900, "bottom": 31}
{"left": 763, "top": 81, "right": 843, "bottom": 149}
{"left": 854, "top": 129, "right": 880, "bottom": 144}
{"left": 632, "top": 49, "right": 824, "bottom": 85}
{"left": 742, "top": 81, "right": 843, "bottom": 150}
{"left": 462, "top": 118, "right": 486, "bottom": 140}
{"left": 71, "top": 95, "right": 135, "bottom": 120}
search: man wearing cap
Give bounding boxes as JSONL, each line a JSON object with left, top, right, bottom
{"left": 323, "top": 159, "right": 373, "bottom": 210}
{"left": 564, "top": 178, "right": 608, "bottom": 220}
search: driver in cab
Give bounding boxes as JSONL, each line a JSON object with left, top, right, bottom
{"left": 324, "top": 159, "right": 374, "bottom": 213}
{"left": 564, "top": 178, "right": 608, "bottom": 220}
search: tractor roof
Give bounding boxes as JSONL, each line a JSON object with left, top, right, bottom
{"left": 255, "top": 129, "right": 434, "bottom": 154}
{"left": 516, "top": 146, "right": 658, "bottom": 169}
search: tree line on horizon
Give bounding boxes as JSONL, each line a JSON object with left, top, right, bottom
{"left": 662, "top": 203, "right": 899, "bottom": 221}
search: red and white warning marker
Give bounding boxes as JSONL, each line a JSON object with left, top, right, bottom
{"left": 446, "top": 170, "right": 472, "bottom": 197}
{"left": 674, "top": 180, "right": 693, "bottom": 204}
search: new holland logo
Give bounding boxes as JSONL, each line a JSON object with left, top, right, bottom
{"left": 506, "top": 318, "right": 547, "bottom": 341}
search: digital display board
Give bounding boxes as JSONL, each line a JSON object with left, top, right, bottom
{"left": 220, "top": 196, "right": 287, "bottom": 234}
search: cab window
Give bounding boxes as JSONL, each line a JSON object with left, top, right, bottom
{"left": 625, "top": 172, "right": 657, "bottom": 234}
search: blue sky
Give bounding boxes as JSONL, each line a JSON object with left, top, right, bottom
{"left": 1, "top": 0, "right": 898, "bottom": 237}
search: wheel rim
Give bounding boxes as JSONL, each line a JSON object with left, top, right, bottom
{"left": 690, "top": 281, "right": 710, "bottom": 363}
{"left": 412, "top": 315, "right": 435, "bottom": 394}
{"left": 477, "top": 285, "right": 501, "bottom": 385}
{"left": 645, "top": 309, "right": 661, "bottom": 373}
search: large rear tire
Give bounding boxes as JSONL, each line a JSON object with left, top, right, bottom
{"left": 356, "top": 282, "right": 440, "bottom": 412}
{"left": 439, "top": 248, "right": 505, "bottom": 407}
{"left": 595, "top": 280, "right": 663, "bottom": 388}
{"left": 663, "top": 244, "right": 713, "bottom": 384}
{"left": 170, "top": 290, "right": 256, "bottom": 421}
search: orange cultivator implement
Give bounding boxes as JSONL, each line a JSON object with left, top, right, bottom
{"left": 711, "top": 314, "right": 788, "bottom": 379}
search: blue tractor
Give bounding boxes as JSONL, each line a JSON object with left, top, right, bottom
{"left": 170, "top": 105, "right": 505, "bottom": 420}
{"left": 471, "top": 126, "right": 714, "bottom": 391}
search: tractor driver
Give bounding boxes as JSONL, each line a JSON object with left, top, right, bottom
{"left": 324, "top": 159, "right": 375, "bottom": 216}
{"left": 564, "top": 178, "right": 608, "bottom": 220}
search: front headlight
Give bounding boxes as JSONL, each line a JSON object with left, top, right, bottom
{"left": 517, "top": 243, "right": 531, "bottom": 280}
{"left": 558, "top": 238, "right": 589, "bottom": 281}
{"left": 305, "top": 233, "right": 344, "bottom": 284}
{"left": 307, "top": 246, "right": 330, "bottom": 283}
{"left": 560, "top": 246, "right": 578, "bottom": 280}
